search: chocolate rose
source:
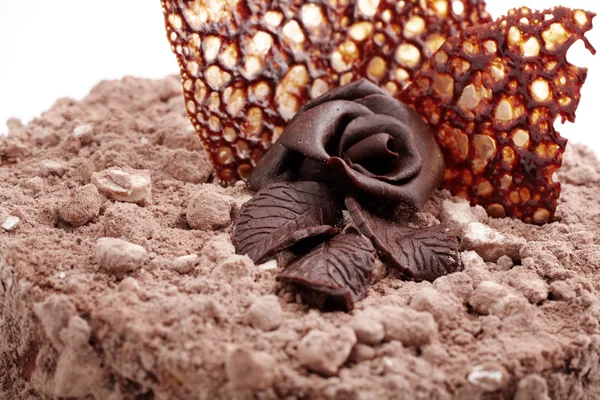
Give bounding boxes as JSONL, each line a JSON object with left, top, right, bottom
{"left": 249, "top": 80, "right": 445, "bottom": 210}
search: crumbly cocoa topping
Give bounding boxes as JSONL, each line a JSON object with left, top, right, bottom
{"left": 1, "top": 76, "right": 600, "bottom": 399}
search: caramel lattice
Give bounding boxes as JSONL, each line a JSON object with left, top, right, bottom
{"left": 162, "top": 0, "right": 491, "bottom": 183}
{"left": 401, "top": 6, "right": 596, "bottom": 224}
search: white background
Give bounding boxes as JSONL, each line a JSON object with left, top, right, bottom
{"left": 1, "top": 0, "right": 599, "bottom": 154}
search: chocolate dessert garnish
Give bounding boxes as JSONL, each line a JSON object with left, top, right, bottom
{"left": 250, "top": 80, "right": 445, "bottom": 211}
{"left": 346, "top": 197, "right": 461, "bottom": 282}
{"left": 401, "top": 6, "right": 597, "bottom": 224}
{"left": 277, "top": 234, "right": 376, "bottom": 311}
{"left": 161, "top": 0, "right": 491, "bottom": 183}
{"left": 233, "top": 181, "right": 342, "bottom": 264}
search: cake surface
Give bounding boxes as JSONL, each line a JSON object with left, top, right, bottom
{"left": 1, "top": 77, "right": 600, "bottom": 399}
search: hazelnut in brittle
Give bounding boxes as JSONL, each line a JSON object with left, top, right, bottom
{"left": 401, "top": 6, "right": 596, "bottom": 224}
{"left": 161, "top": 0, "right": 491, "bottom": 183}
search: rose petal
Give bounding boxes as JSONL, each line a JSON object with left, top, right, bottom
{"left": 250, "top": 79, "right": 445, "bottom": 211}
{"left": 279, "top": 100, "right": 372, "bottom": 161}
{"left": 346, "top": 196, "right": 462, "bottom": 282}
{"left": 278, "top": 233, "right": 376, "bottom": 311}
{"left": 247, "top": 143, "right": 300, "bottom": 192}
{"left": 250, "top": 81, "right": 385, "bottom": 191}
{"left": 233, "top": 181, "right": 342, "bottom": 263}
{"left": 343, "top": 132, "right": 399, "bottom": 168}
{"left": 340, "top": 114, "right": 422, "bottom": 182}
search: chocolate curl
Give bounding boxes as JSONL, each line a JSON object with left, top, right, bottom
{"left": 161, "top": 0, "right": 491, "bottom": 183}
{"left": 401, "top": 7, "right": 596, "bottom": 224}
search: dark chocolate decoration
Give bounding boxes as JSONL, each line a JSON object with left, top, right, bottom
{"left": 249, "top": 79, "right": 445, "bottom": 212}
{"left": 346, "top": 197, "right": 461, "bottom": 282}
{"left": 233, "top": 181, "right": 342, "bottom": 264}
{"left": 162, "top": 0, "right": 491, "bottom": 183}
{"left": 277, "top": 234, "right": 376, "bottom": 311}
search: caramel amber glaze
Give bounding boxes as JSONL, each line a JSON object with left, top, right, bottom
{"left": 402, "top": 6, "right": 596, "bottom": 224}
{"left": 161, "top": 0, "right": 491, "bottom": 183}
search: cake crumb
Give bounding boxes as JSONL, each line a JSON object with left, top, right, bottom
{"left": 73, "top": 124, "right": 94, "bottom": 145}
{"left": 199, "top": 234, "right": 236, "bottom": 264}
{"left": 24, "top": 176, "right": 44, "bottom": 193}
{"left": 53, "top": 316, "right": 107, "bottom": 398}
{"left": 59, "top": 184, "right": 101, "bottom": 227}
{"left": 95, "top": 237, "right": 147, "bottom": 274}
{"left": 1, "top": 215, "right": 20, "bottom": 231}
{"left": 186, "top": 186, "right": 233, "bottom": 230}
{"left": 349, "top": 310, "right": 385, "bottom": 345}
{"left": 506, "top": 267, "right": 549, "bottom": 304}
{"left": 439, "top": 199, "right": 488, "bottom": 235}
{"left": 496, "top": 255, "right": 514, "bottom": 270}
{"left": 246, "top": 295, "right": 283, "bottom": 332}
{"left": 170, "top": 254, "right": 200, "bottom": 274}
{"left": 378, "top": 305, "right": 438, "bottom": 347}
{"left": 467, "top": 363, "right": 509, "bottom": 392}
{"left": 41, "top": 159, "right": 66, "bottom": 177}
{"left": 514, "top": 374, "right": 550, "bottom": 400}
{"left": 165, "top": 149, "right": 212, "bottom": 183}
{"left": 410, "top": 287, "right": 462, "bottom": 329}
{"left": 225, "top": 347, "right": 277, "bottom": 390}
{"left": 462, "top": 222, "right": 525, "bottom": 261}
{"left": 33, "top": 294, "right": 77, "bottom": 350}
{"left": 91, "top": 166, "right": 152, "bottom": 205}
{"left": 211, "top": 254, "right": 253, "bottom": 282}
{"left": 103, "top": 202, "right": 158, "bottom": 241}
{"left": 349, "top": 343, "right": 376, "bottom": 362}
{"left": 297, "top": 327, "right": 357, "bottom": 376}
{"left": 433, "top": 272, "right": 474, "bottom": 303}
{"left": 468, "top": 281, "right": 513, "bottom": 315}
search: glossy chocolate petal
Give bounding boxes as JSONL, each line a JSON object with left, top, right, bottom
{"left": 346, "top": 197, "right": 462, "bottom": 282}
{"left": 248, "top": 143, "right": 300, "bottom": 192}
{"left": 250, "top": 78, "right": 445, "bottom": 211}
{"left": 277, "top": 233, "right": 376, "bottom": 311}
{"left": 250, "top": 80, "right": 389, "bottom": 191}
{"left": 233, "top": 181, "right": 342, "bottom": 263}
{"left": 343, "top": 133, "right": 399, "bottom": 169}
{"left": 339, "top": 115, "right": 422, "bottom": 182}
{"left": 279, "top": 101, "right": 372, "bottom": 161}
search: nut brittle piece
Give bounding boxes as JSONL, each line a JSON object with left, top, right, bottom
{"left": 401, "top": 6, "right": 596, "bottom": 224}
{"left": 161, "top": 0, "right": 491, "bottom": 183}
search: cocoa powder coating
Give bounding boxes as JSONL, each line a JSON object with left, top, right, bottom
{"left": 1, "top": 76, "right": 600, "bottom": 399}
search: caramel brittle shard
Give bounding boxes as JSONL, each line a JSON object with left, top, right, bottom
{"left": 161, "top": 0, "right": 491, "bottom": 183}
{"left": 402, "top": 6, "right": 596, "bottom": 224}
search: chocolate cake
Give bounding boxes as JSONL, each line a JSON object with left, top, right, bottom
{"left": 1, "top": 75, "right": 600, "bottom": 399}
{"left": 2, "top": 0, "right": 599, "bottom": 398}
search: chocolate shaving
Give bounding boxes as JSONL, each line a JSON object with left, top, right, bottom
{"left": 401, "top": 6, "right": 597, "bottom": 224}
{"left": 162, "top": 0, "right": 491, "bottom": 183}
{"left": 233, "top": 181, "right": 341, "bottom": 263}
{"left": 346, "top": 197, "right": 461, "bottom": 282}
{"left": 278, "top": 234, "right": 376, "bottom": 311}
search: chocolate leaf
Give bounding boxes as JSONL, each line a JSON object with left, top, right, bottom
{"left": 233, "top": 181, "right": 342, "bottom": 263}
{"left": 277, "top": 234, "right": 375, "bottom": 311}
{"left": 346, "top": 197, "right": 461, "bottom": 282}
